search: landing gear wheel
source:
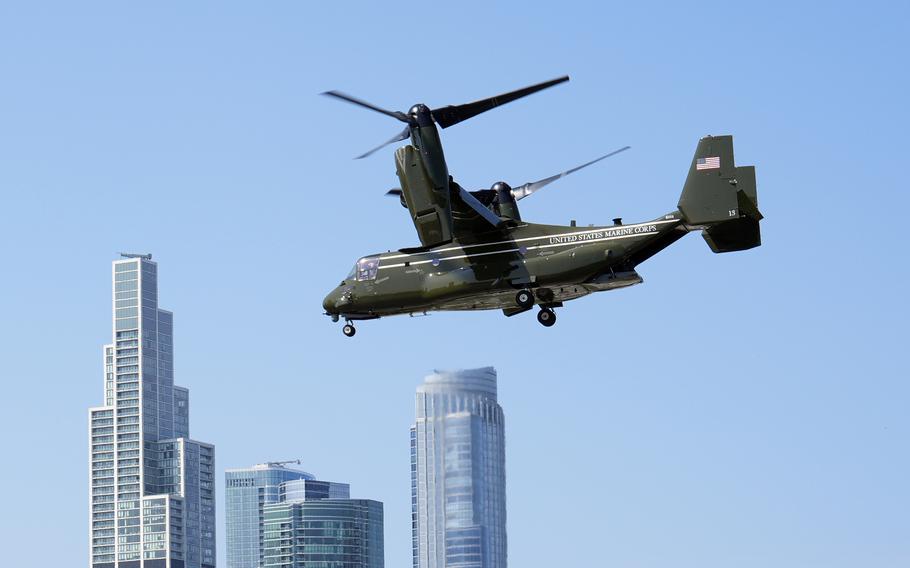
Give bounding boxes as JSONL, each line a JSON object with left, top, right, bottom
{"left": 342, "top": 324, "right": 356, "bottom": 337}
{"left": 515, "top": 289, "right": 534, "bottom": 309}
{"left": 537, "top": 308, "right": 556, "bottom": 327}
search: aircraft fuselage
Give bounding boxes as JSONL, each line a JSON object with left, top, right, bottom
{"left": 323, "top": 212, "right": 688, "bottom": 320}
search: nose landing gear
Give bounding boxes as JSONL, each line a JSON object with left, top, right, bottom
{"left": 537, "top": 307, "right": 556, "bottom": 327}
{"left": 342, "top": 323, "right": 356, "bottom": 337}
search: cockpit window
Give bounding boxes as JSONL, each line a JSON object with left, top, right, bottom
{"left": 355, "top": 256, "right": 380, "bottom": 281}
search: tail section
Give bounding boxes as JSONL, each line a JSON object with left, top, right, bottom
{"left": 677, "top": 135, "right": 763, "bottom": 253}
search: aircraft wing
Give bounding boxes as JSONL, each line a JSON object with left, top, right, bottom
{"left": 450, "top": 185, "right": 504, "bottom": 242}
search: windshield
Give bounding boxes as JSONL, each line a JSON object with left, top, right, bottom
{"left": 355, "top": 256, "right": 380, "bottom": 281}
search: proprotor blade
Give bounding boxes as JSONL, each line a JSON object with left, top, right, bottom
{"left": 511, "top": 146, "right": 631, "bottom": 201}
{"left": 355, "top": 126, "right": 411, "bottom": 160}
{"left": 321, "top": 90, "right": 410, "bottom": 123}
{"left": 430, "top": 76, "right": 570, "bottom": 129}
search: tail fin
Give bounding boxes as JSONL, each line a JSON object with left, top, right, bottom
{"left": 677, "top": 135, "right": 763, "bottom": 253}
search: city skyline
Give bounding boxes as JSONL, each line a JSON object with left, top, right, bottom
{"left": 94, "top": 259, "right": 392, "bottom": 568}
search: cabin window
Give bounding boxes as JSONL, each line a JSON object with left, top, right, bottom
{"left": 356, "top": 256, "right": 380, "bottom": 281}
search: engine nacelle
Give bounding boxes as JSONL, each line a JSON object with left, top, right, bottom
{"left": 491, "top": 181, "right": 521, "bottom": 221}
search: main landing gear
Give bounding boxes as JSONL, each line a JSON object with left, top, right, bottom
{"left": 537, "top": 307, "right": 556, "bottom": 327}
{"left": 342, "top": 323, "right": 356, "bottom": 337}
{"left": 513, "top": 289, "right": 557, "bottom": 328}
{"left": 515, "top": 289, "right": 534, "bottom": 309}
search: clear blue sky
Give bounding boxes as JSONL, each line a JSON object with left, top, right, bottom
{"left": 1, "top": 2, "right": 908, "bottom": 566}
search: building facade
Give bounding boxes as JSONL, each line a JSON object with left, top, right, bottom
{"left": 411, "top": 367, "right": 507, "bottom": 568}
{"left": 227, "top": 463, "right": 379, "bottom": 568}
{"left": 88, "top": 256, "right": 216, "bottom": 568}
{"left": 224, "top": 463, "right": 316, "bottom": 568}
{"left": 262, "top": 497, "right": 383, "bottom": 568}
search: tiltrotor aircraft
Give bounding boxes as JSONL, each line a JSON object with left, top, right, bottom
{"left": 322, "top": 77, "right": 762, "bottom": 336}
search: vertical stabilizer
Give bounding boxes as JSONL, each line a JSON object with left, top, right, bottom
{"left": 678, "top": 135, "right": 763, "bottom": 252}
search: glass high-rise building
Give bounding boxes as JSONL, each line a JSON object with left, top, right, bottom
{"left": 88, "top": 255, "right": 216, "bottom": 568}
{"left": 226, "top": 463, "right": 382, "bottom": 568}
{"left": 262, "top": 492, "right": 383, "bottom": 568}
{"left": 227, "top": 462, "right": 378, "bottom": 568}
{"left": 224, "top": 463, "right": 317, "bottom": 568}
{"left": 411, "top": 367, "right": 507, "bottom": 568}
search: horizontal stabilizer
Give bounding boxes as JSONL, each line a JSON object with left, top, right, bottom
{"left": 702, "top": 216, "right": 761, "bottom": 252}
{"left": 702, "top": 168, "right": 762, "bottom": 252}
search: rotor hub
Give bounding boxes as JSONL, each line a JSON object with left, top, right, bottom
{"left": 408, "top": 103, "right": 433, "bottom": 127}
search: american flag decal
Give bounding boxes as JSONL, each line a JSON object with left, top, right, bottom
{"left": 696, "top": 156, "right": 720, "bottom": 170}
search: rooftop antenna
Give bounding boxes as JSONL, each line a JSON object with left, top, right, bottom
{"left": 267, "top": 459, "right": 301, "bottom": 468}
{"left": 119, "top": 252, "right": 152, "bottom": 260}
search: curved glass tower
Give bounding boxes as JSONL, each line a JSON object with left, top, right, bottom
{"left": 411, "top": 367, "right": 507, "bottom": 568}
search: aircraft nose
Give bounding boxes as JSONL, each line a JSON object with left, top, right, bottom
{"left": 322, "top": 286, "right": 351, "bottom": 313}
{"left": 323, "top": 289, "right": 340, "bottom": 313}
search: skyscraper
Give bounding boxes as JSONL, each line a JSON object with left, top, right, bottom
{"left": 411, "top": 367, "right": 507, "bottom": 568}
{"left": 88, "top": 255, "right": 216, "bottom": 568}
{"left": 224, "top": 462, "right": 317, "bottom": 568}
{"left": 225, "top": 464, "right": 383, "bottom": 568}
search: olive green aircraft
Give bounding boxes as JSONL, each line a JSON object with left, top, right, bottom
{"left": 322, "top": 77, "right": 762, "bottom": 336}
